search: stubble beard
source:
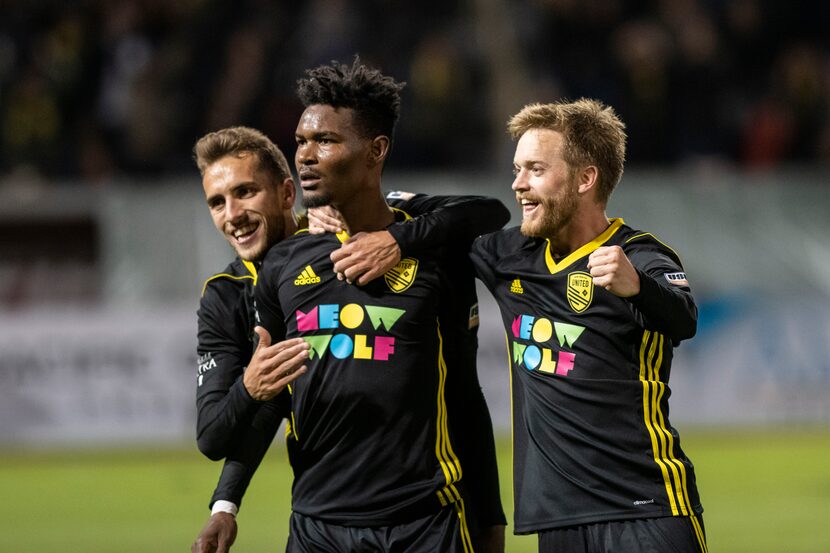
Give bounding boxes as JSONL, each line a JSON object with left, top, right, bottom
{"left": 233, "top": 216, "right": 284, "bottom": 263}
{"left": 519, "top": 184, "right": 579, "bottom": 239}
{"left": 301, "top": 191, "right": 334, "bottom": 209}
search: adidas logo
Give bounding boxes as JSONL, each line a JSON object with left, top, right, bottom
{"left": 294, "top": 265, "right": 321, "bottom": 286}
{"left": 510, "top": 278, "right": 524, "bottom": 294}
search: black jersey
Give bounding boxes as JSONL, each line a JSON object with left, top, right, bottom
{"left": 386, "top": 193, "right": 508, "bottom": 530}
{"left": 257, "top": 227, "right": 459, "bottom": 525}
{"left": 471, "top": 218, "right": 702, "bottom": 533}
{"left": 256, "top": 199, "right": 508, "bottom": 526}
{"left": 203, "top": 196, "right": 508, "bottom": 526}
{"left": 197, "top": 258, "right": 290, "bottom": 505}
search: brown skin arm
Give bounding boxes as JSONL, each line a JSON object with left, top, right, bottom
{"left": 475, "top": 525, "right": 506, "bottom": 553}
{"left": 308, "top": 206, "right": 401, "bottom": 285}
{"left": 242, "top": 327, "right": 309, "bottom": 401}
{"left": 191, "top": 512, "right": 237, "bottom": 553}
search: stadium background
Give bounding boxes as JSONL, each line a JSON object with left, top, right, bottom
{"left": 1, "top": 1, "right": 829, "bottom": 551}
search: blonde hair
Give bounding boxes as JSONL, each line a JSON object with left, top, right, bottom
{"left": 507, "top": 99, "right": 626, "bottom": 204}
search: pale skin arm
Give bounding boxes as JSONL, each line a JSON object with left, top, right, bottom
{"left": 307, "top": 206, "right": 402, "bottom": 286}
{"left": 330, "top": 231, "right": 401, "bottom": 285}
{"left": 306, "top": 206, "right": 344, "bottom": 234}
{"left": 242, "top": 327, "right": 309, "bottom": 401}
{"left": 191, "top": 512, "right": 237, "bottom": 553}
{"left": 586, "top": 245, "right": 640, "bottom": 297}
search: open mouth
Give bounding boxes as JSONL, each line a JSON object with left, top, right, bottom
{"left": 229, "top": 222, "right": 260, "bottom": 245}
{"left": 519, "top": 198, "right": 540, "bottom": 216}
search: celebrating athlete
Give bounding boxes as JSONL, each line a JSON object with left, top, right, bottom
{"left": 471, "top": 99, "right": 707, "bottom": 553}
{"left": 194, "top": 58, "right": 507, "bottom": 551}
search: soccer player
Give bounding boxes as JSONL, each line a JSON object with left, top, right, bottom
{"left": 470, "top": 99, "right": 707, "bottom": 552}
{"left": 195, "top": 127, "right": 307, "bottom": 459}
{"left": 245, "top": 58, "right": 507, "bottom": 552}
{"left": 192, "top": 127, "right": 314, "bottom": 552}
{"left": 192, "top": 121, "right": 507, "bottom": 550}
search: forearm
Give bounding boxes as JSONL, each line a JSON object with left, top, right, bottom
{"left": 209, "top": 400, "right": 284, "bottom": 509}
{"left": 387, "top": 196, "right": 510, "bottom": 255}
{"left": 628, "top": 268, "right": 697, "bottom": 341}
{"left": 196, "top": 376, "right": 260, "bottom": 460}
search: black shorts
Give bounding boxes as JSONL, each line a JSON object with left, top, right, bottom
{"left": 537, "top": 515, "right": 707, "bottom": 553}
{"left": 286, "top": 503, "right": 475, "bottom": 553}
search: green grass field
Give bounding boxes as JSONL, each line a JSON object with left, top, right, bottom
{"left": 1, "top": 427, "right": 828, "bottom": 552}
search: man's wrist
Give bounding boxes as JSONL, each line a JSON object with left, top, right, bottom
{"left": 211, "top": 500, "right": 239, "bottom": 517}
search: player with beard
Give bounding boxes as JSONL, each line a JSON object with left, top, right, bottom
{"left": 470, "top": 99, "right": 707, "bottom": 553}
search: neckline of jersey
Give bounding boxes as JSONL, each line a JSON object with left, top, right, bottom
{"left": 333, "top": 207, "right": 412, "bottom": 244}
{"left": 544, "top": 217, "right": 625, "bottom": 274}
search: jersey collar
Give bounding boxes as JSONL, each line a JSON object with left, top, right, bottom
{"left": 333, "top": 207, "right": 412, "bottom": 244}
{"left": 544, "top": 218, "right": 625, "bottom": 274}
{"left": 242, "top": 260, "right": 259, "bottom": 284}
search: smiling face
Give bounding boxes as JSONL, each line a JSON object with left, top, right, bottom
{"left": 512, "top": 128, "right": 580, "bottom": 238}
{"left": 202, "top": 152, "right": 295, "bottom": 261}
{"left": 294, "top": 104, "right": 373, "bottom": 209}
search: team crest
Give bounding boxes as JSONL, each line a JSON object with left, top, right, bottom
{"left": 384, "top": 257, "right": 419, "bottom": 293}
{"left": 566, "top": 271, "right": 593, "bottom": 313}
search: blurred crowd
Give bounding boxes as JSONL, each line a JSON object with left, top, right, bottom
{"left": 1, "top": 0, "right": 829, "bottom": 183}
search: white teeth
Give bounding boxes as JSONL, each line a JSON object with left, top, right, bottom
{"left": 233, "top": 224, "right": 257, "bottom": 238}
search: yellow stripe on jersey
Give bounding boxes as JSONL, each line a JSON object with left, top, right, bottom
{"left": 690, "top": 513, "right": 709, "bottom": 553}
{"left": 452, "top": 497, "right": 475, "bottom": 553}
{"left": 640, "top": 330, "right": 697, "bottom": 518}
{"left": 544, "top": 218, "right": 625, "bottom": 274}
{"left": 241, "top": 260, "right": 258, "bottom": 284}
{"left": 390, "top": 207, "right": 413, "bottom": 221}
{"left": 434, "top": 321, "right": 463, "bottom": 505}
{"left": 640, "top": 330, "right": 680, "bottom": 515}
{"left": 624, "top": 232, "right": 681, "bottom": 259}
{"left": 200, "top": 272, "right": 255, "bottom": 297}
{"left": 287, "top": 384, "right": 299, "bottom": 441}
{"left": 649, "top": 332, "right": 689, "bottom": 515}
{"left": 652, "top": 339, "right": 693, "bottom": 517}
{"left": 200, "top": 260, "right": 259, "bottom": 297}
{"left": 335, "top": 230, "right": 350, "bottom": 244}
{"left": 330, "top": 207, "right": 409, "bottom": 257}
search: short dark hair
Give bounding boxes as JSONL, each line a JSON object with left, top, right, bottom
{"left": 193, "top": 126, "right": 292, "bottom": 181}
{"left": 296, "top": 57, "right": 406, "bottom": 142}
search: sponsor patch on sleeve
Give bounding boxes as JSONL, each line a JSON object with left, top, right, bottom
{"left": 197, "top": 352, "right": 217, "bottom": 386}
{"left": 664, "top": 272, "right": 689, "bottom": 286}
{"left": 386, "top": 190, "right": 416, "bottom": 201}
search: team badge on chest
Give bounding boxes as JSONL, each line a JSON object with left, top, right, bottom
{"left": 384, "top": 257, "right": 419, "bottom": 292}
{"left": 566, "top": 271, "right": 593, "bottom": 313}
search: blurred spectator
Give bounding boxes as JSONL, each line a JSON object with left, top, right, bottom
{"left": 0, "top": 0, "right": 828, "bottom": 181}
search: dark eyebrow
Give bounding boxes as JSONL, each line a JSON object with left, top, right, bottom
{"left": 297, "top": 131, "right": 341, "bottom": 140}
